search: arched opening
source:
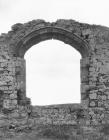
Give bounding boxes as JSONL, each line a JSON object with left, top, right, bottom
{"left": 14, "top": 26, "right": 89, "bottom": 105}
{"left": 24, "top": 40, "right": 81, "bottom": 105}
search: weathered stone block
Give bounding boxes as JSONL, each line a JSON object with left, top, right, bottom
{"left": 89, "top": 93, "right": 97, "bottom": 99}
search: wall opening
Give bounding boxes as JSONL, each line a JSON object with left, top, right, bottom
{"left": 24, "top": 40, "right": 81, "bottom": 106}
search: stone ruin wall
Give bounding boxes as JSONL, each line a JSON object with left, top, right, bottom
{"left": 0, "top": 19, "right": 109, "bottom": 139}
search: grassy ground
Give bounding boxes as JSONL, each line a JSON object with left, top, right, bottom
{"left": 4, "top": 124, "right": 106, "bottom": 140}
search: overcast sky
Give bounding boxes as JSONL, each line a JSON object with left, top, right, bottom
{"left": 0, "top": 0, "right": 109, "bottom": 105}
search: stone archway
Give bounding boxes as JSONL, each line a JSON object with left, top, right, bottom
{"left": 9, "top": 21, "right": 90, "bottom": 106}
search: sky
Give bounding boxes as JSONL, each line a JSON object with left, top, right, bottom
{"left": 0, "top": 0, "right": 109, "bottom": 105}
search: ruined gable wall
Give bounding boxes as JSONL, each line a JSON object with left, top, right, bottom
{"left": 0, "top": 20, "right": 109, "bottom": 139}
